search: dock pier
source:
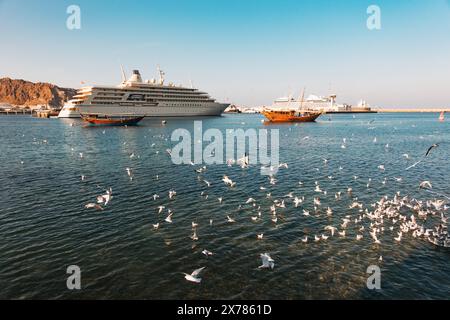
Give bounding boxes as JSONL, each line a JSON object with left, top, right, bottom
{"left": 0, "top": 109, "right": 61, "bottom": 118}
{"left": 0, "top": 109, "right": 32, "bottom": 116}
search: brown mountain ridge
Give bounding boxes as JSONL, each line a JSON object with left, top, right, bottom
{"left": 0, "top": 77, "right": 76, "bottom": 108}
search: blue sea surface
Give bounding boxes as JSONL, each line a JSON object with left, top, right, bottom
{"left": 0, "top": 113, "right": 449, "bottom": 299}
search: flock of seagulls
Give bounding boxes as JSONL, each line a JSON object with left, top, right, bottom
{"left": 73, "top": 120, "right": 448, "bottom": 285}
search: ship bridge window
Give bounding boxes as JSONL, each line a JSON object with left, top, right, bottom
{"left": 127, "top": 94, "right": 146, "bottom": 101}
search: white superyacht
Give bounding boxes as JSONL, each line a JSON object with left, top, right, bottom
{"left": 58, "top": 68, "right": 229, "bottom": 118}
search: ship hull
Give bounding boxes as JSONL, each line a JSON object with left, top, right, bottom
{"left": 73, "top": 102, "right": 229, "bottom": 118}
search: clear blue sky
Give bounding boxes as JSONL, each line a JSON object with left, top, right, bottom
{"left": 1, "top": 0, "right": 450, "bottom": 108}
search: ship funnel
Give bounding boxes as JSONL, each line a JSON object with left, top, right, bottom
{"left": 128, "top": 70, "right": 143, "bottom": 83}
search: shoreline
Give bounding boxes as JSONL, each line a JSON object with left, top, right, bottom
{"left": 375, "top": 108, "right": 449, "bottom": 113}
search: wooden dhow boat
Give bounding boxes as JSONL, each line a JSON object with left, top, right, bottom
{"left": 80, "top": 113, "right": 144, "bottom": 126}
{"left": 262, "top": 87, "right": 323, "bottom": 123}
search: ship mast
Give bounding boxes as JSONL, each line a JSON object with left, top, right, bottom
{"left": 287, "top": 92, "right": 292, "bottom": 109}
{"left": 298, "top": 87, "right": 305, "bottom": 111}
{"left": 120, "top": 65, "right": 127, "bottom": 84}
{"left": 157, "top": 65, "right": 165, "bottom": 85}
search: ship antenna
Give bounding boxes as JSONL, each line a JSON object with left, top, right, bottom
{"left": 120, "top": 65, "right": 127, "bottom": 83}
{"left": 157, "top": 65, "right": 165, "bottom": 85}
{"left": 287, "top": 88, "right": 293, "bottom": 109}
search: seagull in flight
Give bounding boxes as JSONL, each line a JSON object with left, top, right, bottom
{"left": 406, "top": 144, "right": 440, "bottom": 170}
{"left": 202, "top": 249, "right": 213, "bottom": 256}
{"left": 126, "top": 167, "right": 133, "bottom": 180}
{"left": 190, "top": 230, "right": 199, "bottom": 241}
{"left": 313, "top": 197, "right": 321, "bottom": 206}
{"left": 222, "top": 175, "right": 236, "bottom": 187}
{"left": 165, "top": 212, "right": 173, "bottom": 223}
{"left": 425, "top": 143, "right": 439, "bottom": 157}
{"left": 258, "top": 253, "right": 275, "bottom": 269}
{"left": 168, "top": 190, "right": 177, "bottom": 199}
{"left": 419, "top": 181, "right": 432, "bottom": 189}
{"left": 157, "top": 206, "right": 165, "bottom": 214}
{"left": 237, "top": 153, "right": 250, "bottom": 168}
{"left": 325, "top": 226, "right": 337, "bottom": 236}
{"left": 183, "top": 267, "right": 206, "bottom": 283}
{"left": 293, "top": 197, "right": 303, "bottom": 207}
{"left": 226, "top": 215, "right": 236, "bottom": 223}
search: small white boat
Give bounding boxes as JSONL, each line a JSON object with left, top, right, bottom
{"left": 58, "top": 103, "right": 80, "bottom": 118}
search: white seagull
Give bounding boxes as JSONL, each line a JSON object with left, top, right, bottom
{"left": 202, "top": 249, "right": 213, "bottom": 256}
{"left": 293, "top": 197, "right": 303, "bottom": 207}
{"left": 258, "top": 253, "right": 275, "bottom": 269}
{"left": 85, "top": 203, "right": 104, "bottom": 211}
{"left": 222, "top": 175, "right": 236, "bottom": 187}
{"left": 126, "top": 167, "right": 133, "bottom": 180}
{"left": 157, "top": 206, "right": 165, "bottom": 214}
{"left": 169, "top": 190, "right": 177, "bottom": 199}
{"left": 419, "top": 181, "right": 432, "bottom": 189}
{"left": 183, "top": 267, "right": 206, "bottom": 283}
{"left": 165, "top": 212, "right": 173, "bottom": 223}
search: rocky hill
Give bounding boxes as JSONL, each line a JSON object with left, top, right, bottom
{"left": 0, "top": 78, "right": 76, "bottom": 108}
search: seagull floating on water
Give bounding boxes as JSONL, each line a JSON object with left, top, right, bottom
{"left": 85, "top": 203, "right": 104, "bottom": 211}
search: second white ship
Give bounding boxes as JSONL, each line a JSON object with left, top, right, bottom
{"left": 58, "top": 68, "right": 229, "bottom": 118}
